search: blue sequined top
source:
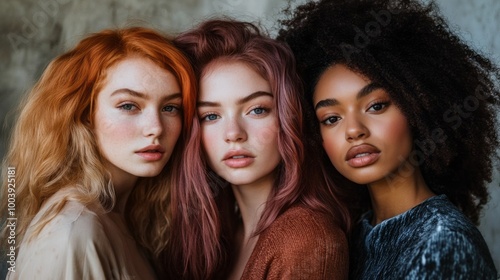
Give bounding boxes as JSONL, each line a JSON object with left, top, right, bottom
{"left": 350, "top": 195, "right": 498, "bottom": 279}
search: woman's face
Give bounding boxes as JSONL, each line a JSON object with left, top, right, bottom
{"left": 198, "top": 61, "right": 281, "bottom": 187}
{"left": 313, "top": 64, "right": 413, "bottom": 186}
{"left": 93, "top": 56, "right": 182, "bottom": 185}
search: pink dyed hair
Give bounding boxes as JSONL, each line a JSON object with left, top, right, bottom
{"left": 166, "top": 19, "right": 350, "bottom": 279}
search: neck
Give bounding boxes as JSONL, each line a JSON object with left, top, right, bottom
{"left": 231, "top": 176, "right": 274, "bottom": 241}
{"left": 111, "top": 176, "right": 138, "bottom": 216}
{"left": 367, "top": 167, "right": 435, "bottom": 225}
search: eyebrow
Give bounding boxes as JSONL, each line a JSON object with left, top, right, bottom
{"left": 197, "top": 91, "right": 273, "bottom": 107}
{"left": 314, "top": 82, "right": 382, "bottom": 111}
{"left": 358, "top": 82, "right": 382, "bottom": 99}
{"left": 111, "top": 88, "right": 182, "bottom": 101}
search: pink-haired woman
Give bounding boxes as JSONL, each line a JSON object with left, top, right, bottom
{"left": 165, "top": 19, "right": 350, "bottom": 280}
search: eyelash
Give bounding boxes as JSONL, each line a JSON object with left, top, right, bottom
{"left": 248, "top": 105, "right": 270, "bottom": 116}
{"left": 199, "top": 105, "right": 270, "bottom": 122}
{"left": 367, "top": 100, "right": 390, "bottom": 112}
{"left": 200, "top": 112, "right": 220, "bottom": 122}
{"left": 118, "top": 103, "right": 181, "bottom": 113}
{"left": 162, "top": 105, "right": 181, "bottom": 113}
{"left": 319, "top": 100, "right": 391, "bottom": 126}
{"left": 321, "top": 115, "right": 341, "bottom": 126}
{"left": 119, "top": 103, "right": 138, "bottom": 111}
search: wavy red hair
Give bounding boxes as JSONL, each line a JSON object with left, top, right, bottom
{"left": 1, "top": 27, "right": 196, "bottom": 264}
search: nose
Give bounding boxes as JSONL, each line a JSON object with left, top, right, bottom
{"left": 345, "top": 114, "right": 369, "bottom": 142}
{"left": 143, "top": 110, "right": 163, "bottom": 137}
{"left": 225, "top": 117, "right": 247, "bottom": 143}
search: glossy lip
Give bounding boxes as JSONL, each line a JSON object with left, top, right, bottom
{"left": 223, "top": 149, "right": 255, "bottom": 168}
{"left": 135, "top": 144, "right": 165, "bottom": 161}
{"left": 345, "top": 143, "right": 381, "bottom": 168}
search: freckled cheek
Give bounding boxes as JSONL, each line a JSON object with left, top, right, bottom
{"left": 96, "top": 118, "right": 136, "bottom": 144}
{"left": 164, "top": 118, "right": 182, "bottom": 138}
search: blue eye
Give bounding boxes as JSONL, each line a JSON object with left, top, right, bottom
{"left": 321, "top": 116, "right": 340, "bottom": 125}
{"left": 253, "top": 108, "right": 264, "bottom": 114}
{"left": 249, "top": 107, "right": 268, "bottom": 116}
{"left": 202, "top": 114, "right": 219, "bottom": 121}
{"left": 162, "top": 105, "right": 180, "bottom": 113}
{"left": 119, "top": 103, "right": 137, "bottom": 111}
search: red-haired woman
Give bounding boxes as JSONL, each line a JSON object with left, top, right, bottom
{"left": 1, "top": 27, "right": 196, "bottom": 279}
{"left": 166, "top": 19, "right": 350, "bottom": 279}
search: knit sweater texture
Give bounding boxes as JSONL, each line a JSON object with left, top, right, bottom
{"left": 350, "top": 195, "right": 498, "bottom": 279}
{"left": 241, "top": 205, "right": 349, "bottom": 279}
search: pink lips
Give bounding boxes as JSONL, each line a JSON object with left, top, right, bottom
{"left": 136, "top": 145, "right": 165, "bottom": 161}
{"left": 223, "top": 150, "right": 255, "bottom": 168}
{"left": 345, "top": 144, "right": 381, "bottom": 168}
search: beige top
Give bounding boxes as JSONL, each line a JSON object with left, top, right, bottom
{"left": 241, "top": 205, "right": 349, "bottom": 280}
{"left": 7, "top": 190, "right": 157, "bottom": 280}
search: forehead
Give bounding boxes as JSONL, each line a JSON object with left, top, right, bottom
{"left": 202, "top": 58, "right": 262, "bottom": 78}
{"left": 314, "top": 65, "right": 371, "bottom": 102}
{"left": 105, "top": 57, "right": 161, "bottom": 81}
{"left": 102, "top": 56, "right": 176, "bottom": 89}
{"left": 199, "top": 60, "right": 271, "bottom": 100}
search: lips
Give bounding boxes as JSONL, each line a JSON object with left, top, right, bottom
{"left": 136, "top": 145, "right": 165, "bottom": 161}
{"left": 345, "top": 144, "right": 380, "bottom": 168}
{"left": 223, "top": 149, "right": 255, "bottom": 168}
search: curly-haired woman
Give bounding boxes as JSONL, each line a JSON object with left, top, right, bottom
{"left": 279, "top": 0, "right": 499, "bottom": 278}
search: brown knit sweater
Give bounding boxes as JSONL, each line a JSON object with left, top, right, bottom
{"left": 240, "top": 205, "right": 349, "bottom": 280}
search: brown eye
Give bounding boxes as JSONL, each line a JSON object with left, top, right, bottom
{"left": 321, "top": 116, "right": 340, "bottom": 125}
{"left": 368, "top": 102, "right": 389, "bottom": 112}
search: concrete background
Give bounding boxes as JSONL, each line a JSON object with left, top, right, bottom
{"left": 1, "top": 0, "right": 499, "bottom": 275}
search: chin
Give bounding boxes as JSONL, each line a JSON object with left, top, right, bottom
{"left": 135, "top": 169, "right": 164, "bottom": 178}
{"left": 224, "top": 177, "right": 255, "bottom": 186}
{"left": 352, "top": 175, "right": 391, "bottom": 186}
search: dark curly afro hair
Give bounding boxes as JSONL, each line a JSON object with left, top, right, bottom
{"left": 278, "top": 0, "right": 500, "bottom": 225}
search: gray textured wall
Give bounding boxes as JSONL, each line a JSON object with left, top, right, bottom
{"left": 433, "top": 0, "right": 500, "bottom": 271}
{"left": 1, "top": 0, "right": 499, "bottom": 274}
